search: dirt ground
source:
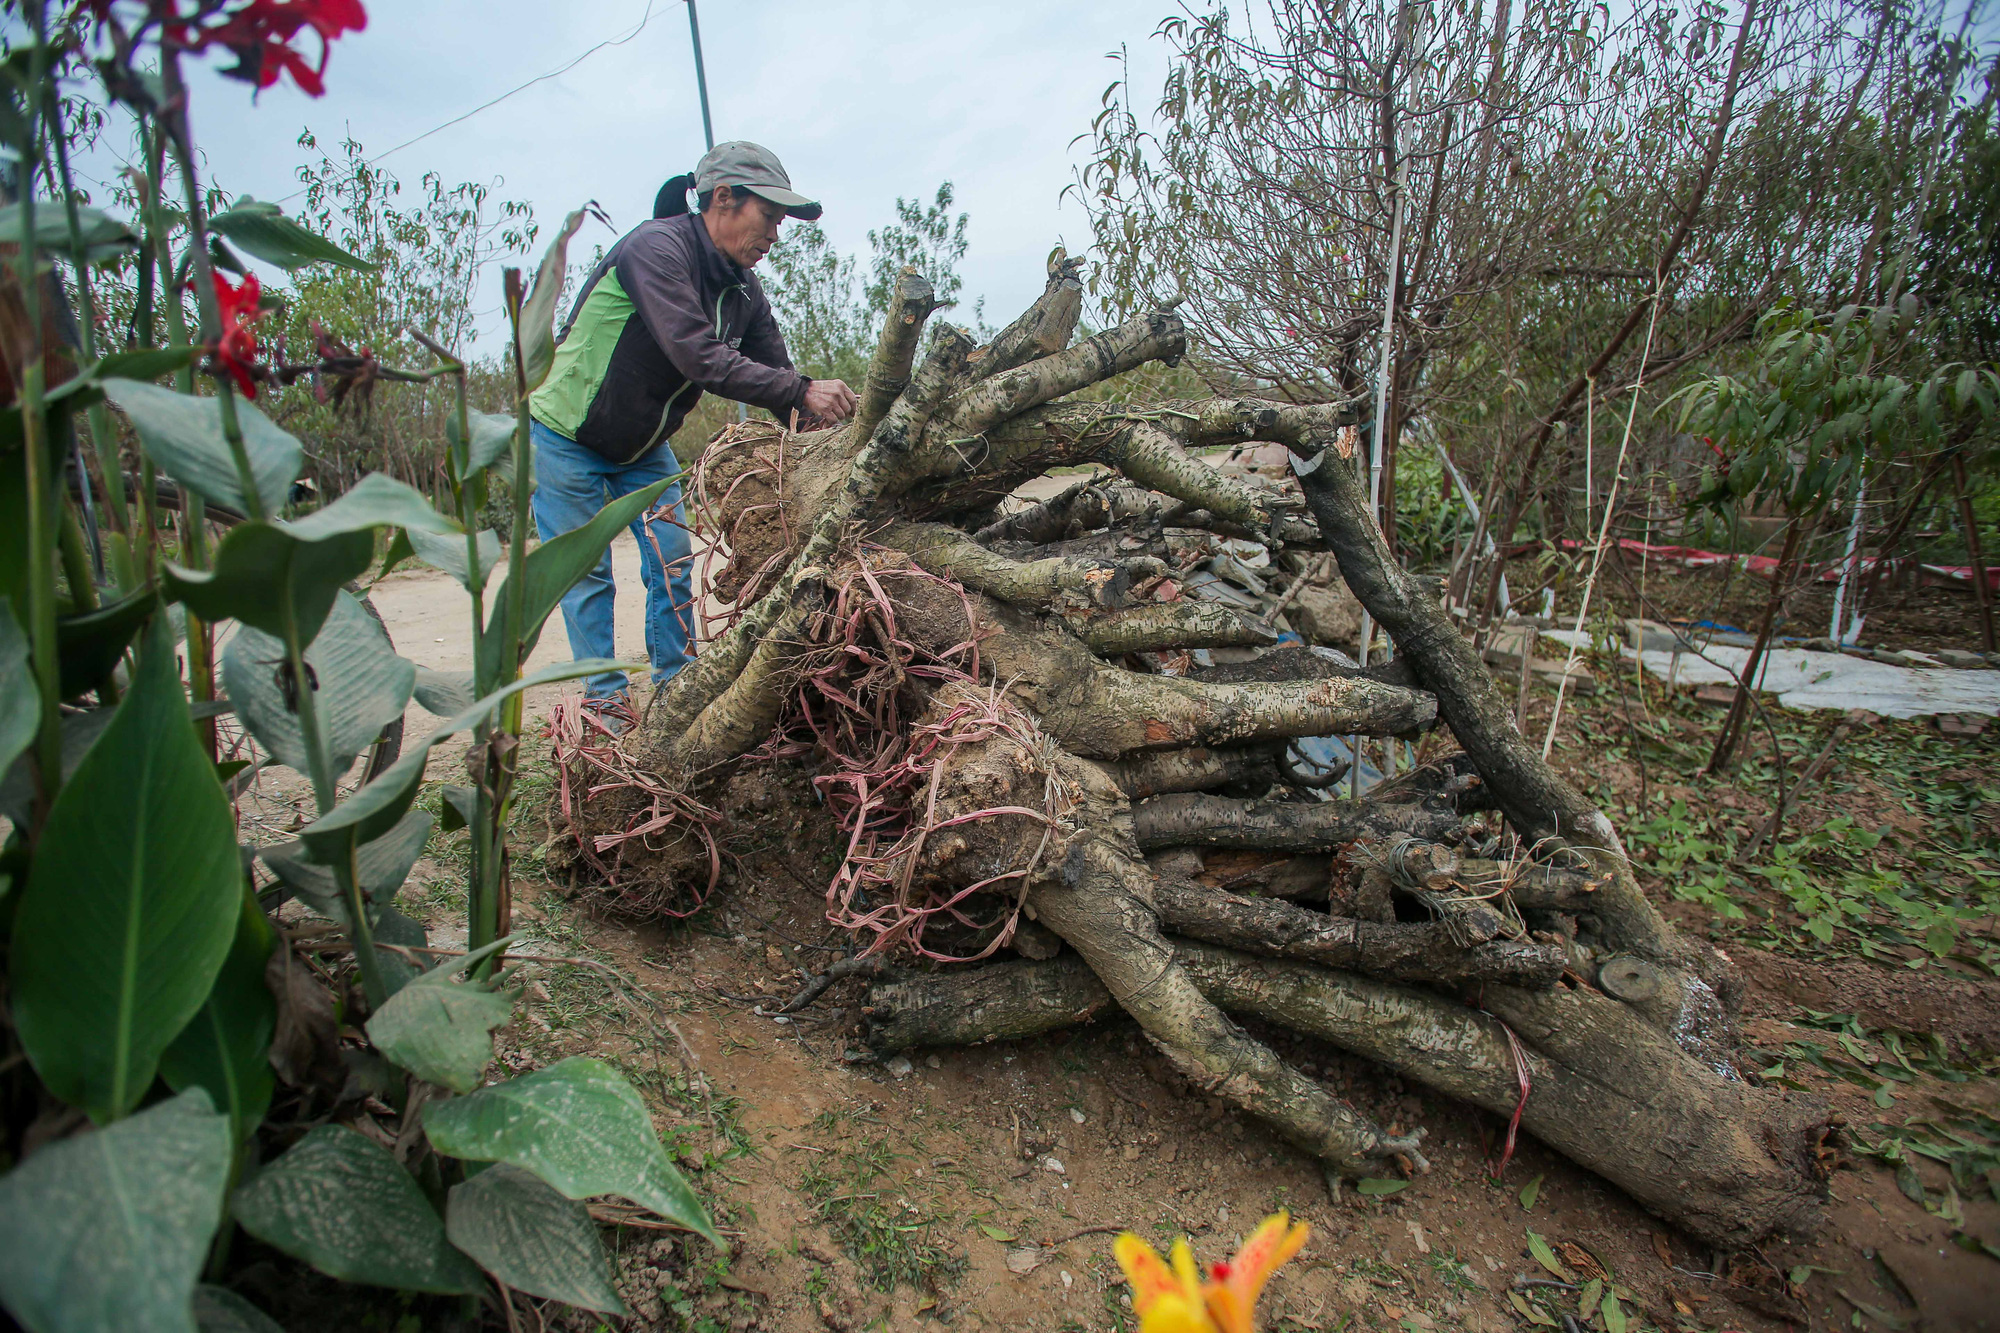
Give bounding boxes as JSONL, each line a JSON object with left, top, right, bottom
{"left": 446, "top": 772, "right": 2000, "bottom": 1333}
{"left": 324, "top": 539, "right": 2000, "bottom": 1333}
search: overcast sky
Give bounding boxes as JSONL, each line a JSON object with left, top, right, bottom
{"left": 68, "top": 0, "right": 1179, "bottom": 357}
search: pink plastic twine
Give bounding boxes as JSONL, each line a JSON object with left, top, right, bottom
{"left": 1487, "top": 1016, "right": 1532, "bottom": 1178}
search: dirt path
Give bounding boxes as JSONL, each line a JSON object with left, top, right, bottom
{"left": 371, "top": 529, "right": 663, "bottom": 734}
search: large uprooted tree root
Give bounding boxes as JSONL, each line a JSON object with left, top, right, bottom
{"left": 557, "top": 255, "right": 1834, "bottom": 1249}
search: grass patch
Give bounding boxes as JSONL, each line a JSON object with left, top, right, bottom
{"left": 799, "top": 1133, "right": 966, "bottom": 1293}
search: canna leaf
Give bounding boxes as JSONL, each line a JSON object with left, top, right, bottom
{"left": 476, "top": 477, "right": 671, "bottom": 672}
{"left": 519, "top": 206, "right": 592, "bottom": 392}
{"left": 208, "top": 197, "right": 377, "bottom": 272}
{"left": 0, "top": 200, "right": 139, "bottom": 263}
{"left": 159, "top": 889, "right": 278, "bottom": 1143}
{"left": 0, "top": 597, "right": 37, "bottom": 782}
{"left": 221, "top": 589, "right": 413, "bottom": 776}
{"left": 297, "top": 658, "right": 634, "bottom": 866}
{"left": 0, "top": 1089, "right": 232, "bottom": 1333}
{"left": 192, "top": 1286, "right": 286, "bottom": 1333}
{"left": 166, "top": 522, "right": 374, "bottom": 646}
{"left": 260, "top": 808, "right": 434, "bottom": 929}
{"left": 464, "top": 410, "right": 518, "bottom": 477}
{"left": 230, "top": 1125, "right": 484, "bottom": 1295}
{"left": 55, "top": 586, "right": 158, "bottom": 698}
{"left": 11, "top": 621, "right": 240, "bottom": 1122}
{"left": 167, "top": 476, "right": 456, "bottom": 644}
{"left": 423, "top": 1056, "right": 720, "bottom": 1247}
{"left": 411, "top": 668, "right": 477, "bottom": 716}
{"left": 407, "top": 525, "right": 502, "bottom": 593}
{"left": 445, "top": 1164, "right": 628, "bottom": 1314}
{"left": 364, "top": 938, "right": 515, "bottom": 1093}
{"left": 103, "top": 380, "right": 302, "bottom": 519}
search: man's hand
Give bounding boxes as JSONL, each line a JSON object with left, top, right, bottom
{"left": 803, "top": 378, "right": 858, "bottom": 423}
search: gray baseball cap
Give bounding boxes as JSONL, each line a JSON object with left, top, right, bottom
{"left": 695, "top": 141, "right": 823, "bottom": 221}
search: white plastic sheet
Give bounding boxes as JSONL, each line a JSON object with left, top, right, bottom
{"left": 1540, "top": 630, "right": 2000, "bottom": 719}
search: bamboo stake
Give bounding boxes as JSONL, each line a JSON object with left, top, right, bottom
{"left": 1542, "top": 281, "right": 1666, "bottom": 759}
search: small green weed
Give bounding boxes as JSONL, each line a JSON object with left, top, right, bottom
{"left": 1426, "top": 1248, "right": 1481, "bottom": 1294}
{"left": 1614, "top": 720, "right": 2000, "bottom": 975}
{"left": 799, "top": 1135, "right": 966, "bottom": 1293}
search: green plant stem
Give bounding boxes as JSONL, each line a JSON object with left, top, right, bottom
{"left": 501, "top": 379, "right": 532, "bottom": 677}
{"left": 469, "top": 787, "right": 500, "bottom": 959}
{"left": 339, "top": 841, "right": 389, "bottom": 1010}
{"left": 157, "top": 50, "right": 265, "bottom": 521}
{"left": 182, "top": 515, "right": 216, "bottom": 757}
{"left": 475, "top": 282, "right": 542, "bottom": 964}
{"left": 57, "top": 493, "right": 98, "bottom": 613}
{"left": 429, "top": 359, "right": 502, "bottom": 960}
{"left": 280, "top": 608, "right": 335, "bottom": 813}
{"left": 134, "top": 114, "right": 218, "bottom": 751}
{"left": 448, "top": 365, "right": 489, "bottom": 687}
{"left": 47, "top": 99, "right": 130, "bottom": 544}
{"left": 21, "top": 391, "right": 62, "bottom": 811}
{"left": 279, "top": 584, "right": 388, "bottom": 1006}
{"left": 14, "top": 22, "right": 62, "bottom": 812}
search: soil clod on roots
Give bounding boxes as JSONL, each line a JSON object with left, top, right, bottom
{"left": 550, "top": 260, "right": 1835, "bottom": 1249}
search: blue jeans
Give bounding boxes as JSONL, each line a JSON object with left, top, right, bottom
{"left": 531, "top": 420, "right": 694, "bottom": 700}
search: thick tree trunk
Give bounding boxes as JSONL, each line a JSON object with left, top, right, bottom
{"left": 1151, "top": 876, "right": 1568, "bottom": 987}
{"left": 1106, "top": 746, "right": 1284, "bottom": 799}
{"left": 885, "top": 574, "right": 1437, "bottom": 759}
{"left": 1292, "top": 441, "right": 1683, "bottom": 963}
{"left": 1132, "top": 790, "right": 1464, "bottom": 852}
{"left": 909, "top": 684, "right": 1429, "bottom": 1177}
{"left": 861, "top": 949, "right": 1832, "bottom": 1249}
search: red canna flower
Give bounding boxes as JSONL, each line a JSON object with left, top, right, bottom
{"left": 210, "top": 270, "right": 267, "bottom": 397}
{"left": 82, "top": 1, "right": 368, "bottom": 98}
{"left": 196, "top": 0, "right": 368, "bottom": 98}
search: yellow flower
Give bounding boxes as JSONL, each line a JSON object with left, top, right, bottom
{"left": 1113, "top": 1212, "right": 1312, "bottom": 1333}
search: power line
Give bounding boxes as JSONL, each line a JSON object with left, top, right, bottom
{"left": 273, "top": 0, "right": 666, "bottom": 204}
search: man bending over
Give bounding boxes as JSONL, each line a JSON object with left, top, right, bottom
{"left": 529, "top": 140, "right": 857, "bottom": 730}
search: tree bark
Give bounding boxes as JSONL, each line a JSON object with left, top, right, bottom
{"left": 862, "top": 948, "right": 1831, "bottom": 1249}
{"left": 1152, "top": 876, "right": 1567, "bottom": 988}
{"left": 590, "top": 255, "right": 1827, "bottom": 1251}
{"left": 887, "top": 574, "right": 1437, "bottom": 759}
{"left": 1106, "top": 746, "right": 1284, "bottom": 799}
{"left": 1292, "top": 441, "right": 1687, "bottom": 962}
{"left": 1132, "top": 790, "right": 1464, "bottom": 853}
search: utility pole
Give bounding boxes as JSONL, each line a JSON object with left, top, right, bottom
{"left": 687, "top": 0, "right": 715, "bottom": 151}
{"left": 686, "top": 0, "right": 746, "bottom": 422}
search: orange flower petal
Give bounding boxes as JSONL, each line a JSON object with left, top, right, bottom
{"left": 1115, "top": 1233, "right": 1182, "bottom": 1315}
{"left": 1224, "top": 1212, "right": 1312, "bottom": 1312}
{"left": 1203, "top": 1282, "right": 1255, "bottom": 1333}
